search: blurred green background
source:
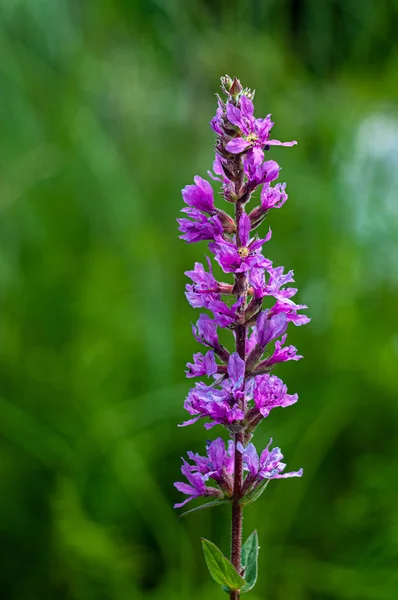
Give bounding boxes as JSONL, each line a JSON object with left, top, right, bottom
{"left": 1, "top": 1, "right": 398, "bottom": 599}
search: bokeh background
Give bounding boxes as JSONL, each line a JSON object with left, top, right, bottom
{"left": 1, "top": 1, "right": 398, "bottom": 599}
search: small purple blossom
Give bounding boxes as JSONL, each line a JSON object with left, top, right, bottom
{"left": 249, "top": 264, "right": 298, "bottom": 302}
{"left": 253, "top": 374, "right": 298, "bottom": 417}
{"left": 180, "top": 380, "right": 245, "bottom": 428}
{"left": 264, "top": 334, "right": 303, "bottom": 367}
{"left": 178, "top": 209, "right": 224, "bottom": 243}
{"left": 261, "top": 182, "right": 288, "bottom": 211}
{"left": 192, "top": 313, "right": 220, "bottom": 348}
{"left": 256, "top": 311, "right": 288, "bottom": 347}
{"left": 269, "top": 297, "right": 311, "bottom": 326}
{"left": 244, "top": 158, "right": 281, "bottom": 189}
{"left": 174, "top": 462, "right": 223, "bottom": 508}
{"left": 174, "top": 437, "right": 234, "bottom": 508}
{"left": 185, "top": 259, "right": 220, "bottom": 309}
{"left": 206, "top": 298, "right": 242, "bottom": 328}
{"left": 186, "top": 350, "right": 218, "bottom": 378}
{"left": 237, "top": 440, "right": 303, "bottom": 485}
{"left": 180, "top": 352, "right": 246, "bottom": 429}
{"left": 210, "top": 96, "right": 225, "bottom": 136}
{"left": 182, "top": 176, "right": 216, "bottom": 213}
{"left": 209, "top": 224, "right": 272, "bottom": 274}
{"left": 224, "top": 96, "right": 297, "bottom": 166}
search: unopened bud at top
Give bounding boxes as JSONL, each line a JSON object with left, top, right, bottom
{"left": 220, "top": 75, "right": 242, "bottom": 98}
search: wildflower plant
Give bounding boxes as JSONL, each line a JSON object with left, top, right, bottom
{"left": 175, "top": 75, "right": 309, "bottom": 598}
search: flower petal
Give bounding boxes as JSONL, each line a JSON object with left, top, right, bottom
{"left": 227, "top": 352, "right": 245, "bottom": 385}
{"left": 239, "top": 212, "right": 251, "bottom": 247}
{"left": 226, "top": 103, "right": 243, "bottom": 128}
{"left": 226, "top": 138, "right": 251, "bottom": 154}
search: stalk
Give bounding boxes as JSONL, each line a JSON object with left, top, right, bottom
{"left": 230, "top": 181, "right": 248, "bottom": 598}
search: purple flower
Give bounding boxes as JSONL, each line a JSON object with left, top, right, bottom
{"left": 174, "top": 461, "right": 224, "bottom": 508}
{"left": 261, "top": 182, "right": 288, "bottom": 211}
{"left": 259, "top": 334, "right": 302, "bottom": 368}
{"left": 248, "top": 267, "right": 268, "bottom": 300}
{"left": 185, "top": 259, "right": 220, "bottom": 309}
{"left": 253, "top": 374, "right": 298, "bottom": 417}
{"left": 188, "top": 437, "right": 235, "bottom": 483}
{"left": 249, "top": 265, "right": 297, "bottom": 302}
{"left": 174, "top": 437, "right": 234, "bottom": 508}
{"left": 237, "top": 440, "right": 303, "bottom": 490}
{"left": 178, "top": 209, "right": 224, "bottom": 243}
{"left": 245, "top": 311, "right": 290, "bottom": 372}
{"left": 186, "top": 350, "right": 218, "bottom": 378}
{"left": 265, "top": 265, "right": 297, "bottom": 298}
{"left": 246, "top": 326, "right": 259, "bottom": 356}
{"left": 179, "top": 383, "right": 230, "bottom": 428}
{"left": 180, "top": 353, "right": 246, "bottom": 429}
{"left": 206, "top": 297, "right": 242, "bottom": 328}
{"left": 191, "top": 313, "right": 231, "bottom": 363}
{"left": 227, "top": 352, "right": 246, "bottom": 390}
{"left": 210, "top": 96, "right": 225, "bottom": 136}
{"left": 256, "top": 311, "right": 288, "bottom": 347}
{"left": 244, "top": 158, "right": 281, "bottom": 189}
{"left": 182, "top": 176, "right": 216, "bottom": 213}
{"left": 248, "top": 183, "right": 289, "bottom": 230}
{"left": 224, "top": 96, "right": 297, "bottom": 165}
{"left": 180, "top": 381, "right": 245, "bottom": 428}
{"left": 269, "top": 298, "right": 310, "bottom": 326}
{"left": 209, "top": 215, "right": 272, "bottom": 274}
{"left": 192, "top": 313, "right": 220, "bottom": 348}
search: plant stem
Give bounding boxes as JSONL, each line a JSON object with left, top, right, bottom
{"left": 231, "top": 323, "right": 245, "bottom": 599}
{"left": 230, "top": 431, "right": 244, "bottom": 600}
{"left": 230, "top": 168, "right": 247, "bottom": 598}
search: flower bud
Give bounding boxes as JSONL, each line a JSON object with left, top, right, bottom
{"left": 214, "top": 209, "right": 236, "bottom": 233}
{"left": 220, "top": 75, "right": 243, "bottom": 100}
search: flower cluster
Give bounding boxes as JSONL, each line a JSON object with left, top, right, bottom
{"left": 174, "top": 437, "right": 302, "bottom": 508}
{"left": 175, "top": 76, "right": 308, "bottom": 510}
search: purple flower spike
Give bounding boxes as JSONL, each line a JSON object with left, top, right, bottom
{"left": 175, "top": 76, "right": 309, "bottom": 592}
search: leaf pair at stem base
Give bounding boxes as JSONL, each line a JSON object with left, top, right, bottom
{"left": 201, "top": 531, "right": 259, "bottom": 593}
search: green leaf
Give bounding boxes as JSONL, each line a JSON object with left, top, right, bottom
{"left": 241, "top": 530, "right": 259, "bottom": 593}
{"left": 240, "top": 478, "right": 271, "bottom": 506}
{"left": 201, "top": 538, "right": 246, "bottom": 591}
{"left": 178, "top": 499, "right": 230, "bottom": 519}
